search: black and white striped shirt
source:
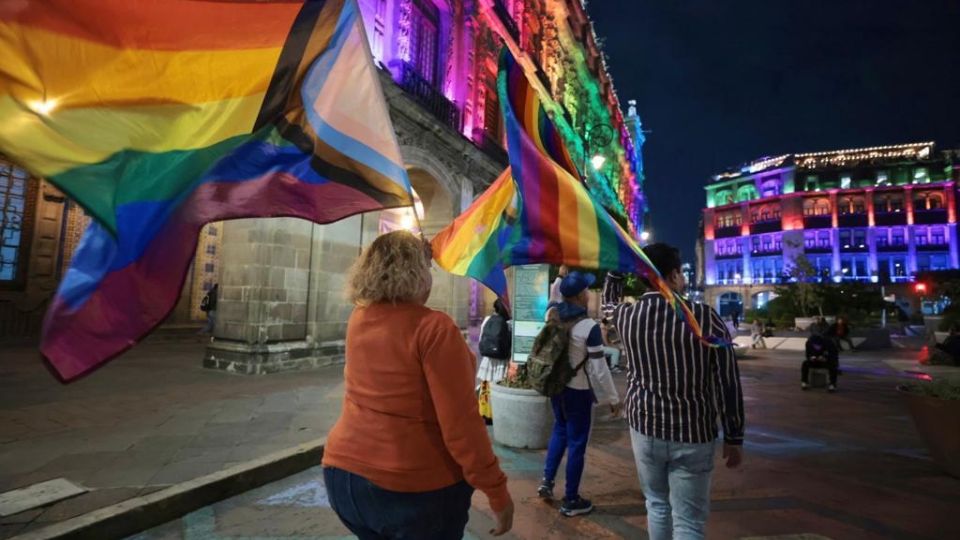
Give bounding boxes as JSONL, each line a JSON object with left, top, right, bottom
{"left": 613, "top": 292, "right": 745, "bottom": 445}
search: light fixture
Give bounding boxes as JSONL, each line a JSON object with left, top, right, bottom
{"left": 640, "top": 231, "right": 651, "bottom": 242}
{"left": 590, "top": 154, "right": 606, "bottom": 170}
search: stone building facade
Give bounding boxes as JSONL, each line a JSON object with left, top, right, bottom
{"left": 2, "top": 0, "right": 646, "bottom": 372}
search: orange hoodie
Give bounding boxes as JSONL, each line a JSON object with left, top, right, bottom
{"left": 322, "top": 303, "right": 511, "bottom": 512}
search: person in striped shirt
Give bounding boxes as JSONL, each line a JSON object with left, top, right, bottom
{"left": 613, "top": 243, "right": 745, "bottom": 540}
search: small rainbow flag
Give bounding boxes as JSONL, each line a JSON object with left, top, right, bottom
{"left": 0, "top": 0, "right": 415, "bottom": 380}
{"left": 433, "top": 48, "right": 727, "bottom": 348}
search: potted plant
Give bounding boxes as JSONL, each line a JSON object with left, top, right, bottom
{"left": 898, "top": 379, "right": 960, "bottom": 478}
{"left": 490, "top": 364, "right": 552, "bottom": 449}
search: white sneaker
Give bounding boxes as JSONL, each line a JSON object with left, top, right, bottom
{"left": 801, "top": 382, "right": 809, "bottom": 390}
{"left": 827, "top": 384, "right": 837, "bottom": 393}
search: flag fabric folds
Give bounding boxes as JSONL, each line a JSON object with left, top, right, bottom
{"left": 0, "top": 0, "right": 414, "bottom": 380}
{"left": 433, "top": 48, "right": 726, "bottom": 347}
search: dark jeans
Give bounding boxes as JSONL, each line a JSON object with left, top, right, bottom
{"left": 323, "top": 467, "right": 474, "bottom": 539}
{"left": 543, "top": 387, "right": 594, "bottom": 500}
{"left": 802, "top": 358, "right": 838, "bottom": 386}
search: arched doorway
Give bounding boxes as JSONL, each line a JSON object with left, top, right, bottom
{"left": 752, "top": 290, "right": 777, "bottom": 310}
{"left": 718, "top": 292, "right": 743, "bottom": 318}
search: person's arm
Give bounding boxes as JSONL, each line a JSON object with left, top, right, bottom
{"left": 584, "top": 323, "right": 619, "bottom": 407}
{"left": 707, "top": 308, "right": 744, "bottom": 446}
{"left": 419, "top": 313, "right": 512, "bottom": 513}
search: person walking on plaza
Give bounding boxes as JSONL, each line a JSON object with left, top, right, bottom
{"left": 750, "top": 318, "right": 767, "bottom": 349}
{"left": 601, "top": 270, "right": 626, "bottom": 317}
{"left": 829, "top": 316, "right": 856, "bottom": 352}
{"left": 549, "top": 264, "right": 570, "bottom": 304}
{"left": 802, "top": 333, "right": 840, "bottom": 392}
{"left": 538, "top": 271, "right": 621, "bottom": 517}
{"left": 322, "top": 231, "right": 513, "bottom": 538}
{"left": 199, "top": 283, "right": 218, "bottom": 335}
{"left": 477, "top": 299, "right": 513, "bottom": 423}
{"left": 730, "top": 305, "right": 740, "bottom": 330}
{"left": 612, "top": 243, "right": 745, "bottom": 540}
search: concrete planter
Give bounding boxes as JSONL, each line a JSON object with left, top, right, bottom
{"left": 490, "top": 383, "right": 552, "bottom": 449}
{"left": 899, "top": 386, "right": 960, "bottom": 478}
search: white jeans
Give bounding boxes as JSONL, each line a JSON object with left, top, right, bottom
{"left": 630, "top": 430, "right": 716, "bottom": 540}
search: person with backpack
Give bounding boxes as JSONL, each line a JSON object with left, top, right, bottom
{"left": 477, "top": 299, "right": 513, "bottom": 423}
{"left": 531, "top": 271, "right": 620, "bottom": 517}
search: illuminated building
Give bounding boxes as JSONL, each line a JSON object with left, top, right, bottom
{"left": 698, "top": 141, "right": 959, "bottom": 315}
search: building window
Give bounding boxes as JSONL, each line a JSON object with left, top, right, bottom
{"left": 876, "top": 230, "right": 889, "bottom": 247}
{"left": 914, "top": 168, "right": 929, "bottom": 183}
{"left": 841, "top": 175, "right": 852, "bottom": 189}
{"left": 410, "top": 0, "right": 440, "bottom": 84}
{"left": 208, "top": 225, "right": 218, "bottom": 236}
{"left": 206, "top": 244, "right": 216, "bottom": 255}
{"left": 204, "top": 263, "right": 215, "bottom": 273}
{"left": 817, "top": 231, "right": 830, "bottom": 247}
{"left": 876, "top": 171, "right": 889, "bottom": 186}
{"left": 0, "top": 163, "right": 28, "bottom": 282}
{"left": 853, "top": 230, "right": 866, "bottom": 248}
{"left": 717, "top": 212, "right": 741, "bottom": 228}
{"left": 751, "top": 237, "right": 760, "bottom": 253}
{"left": 892, "top": 228, "right": 905, "bottom": 246}
{"left": 839, "top": 230, "right": 851, "bottom": 248}
{"left": 760, "top": 180, "right": 780, "bottom": 197}
{"left": 916, "top": 228, "right": 928, "bottom": 246}
{"left": 803, "top": 197, "right": 831, "bottom": 216}
{"left": 806, "top": 175, "right": 819, "bottom": 191}
{"left": 804, "top": 231, "right": 816, "bottom": 249}
{"left": 932, "top": 227, "right": 946, "bottom": 245}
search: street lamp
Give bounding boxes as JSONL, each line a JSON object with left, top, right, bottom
{"left": 640, "top": 231, "right": 651, "bottom": 242}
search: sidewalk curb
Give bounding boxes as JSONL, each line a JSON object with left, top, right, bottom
{"left": 10, "top": 439, "right": 326, "bottom": 540}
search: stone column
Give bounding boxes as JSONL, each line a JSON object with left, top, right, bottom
{"left": 204, "top": 217, "right": 314, "bottom": 374}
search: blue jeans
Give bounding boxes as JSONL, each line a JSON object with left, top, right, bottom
{"left": 630, "top": 430, "right": 716, "bottom": 540}
{"left": 323, "top": 467, "right": 474, "bottom": 539}
{"left": 543, "top": 387, "right": 594, "bottom": 500}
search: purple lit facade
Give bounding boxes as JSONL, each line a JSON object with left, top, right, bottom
{"left": 698, "top": 142, "right": 960, "bottom": 313}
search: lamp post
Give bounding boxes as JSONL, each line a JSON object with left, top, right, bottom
{"left": 581, "top": 123, "right": 614, "bottom": 181}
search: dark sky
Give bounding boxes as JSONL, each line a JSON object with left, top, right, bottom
{"left": 589, "top": 0, "right": 960, "bottom": 261}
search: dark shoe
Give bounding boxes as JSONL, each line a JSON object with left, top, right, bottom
{"left": 560, "top": 496, "right": 594, "bottom": 517}
{"left": 537, "top": 479, "right": 554, "bottom": 500}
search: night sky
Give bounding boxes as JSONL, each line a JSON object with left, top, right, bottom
{"left": 589, "top": 0, "right": 960, "bottom": 261}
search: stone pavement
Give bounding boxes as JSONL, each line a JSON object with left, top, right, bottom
{"left": 129, "top": 348, "right": 959, "bottom": 540}
{"left": 0, "top": 341, "right": 345, "bottom": 539}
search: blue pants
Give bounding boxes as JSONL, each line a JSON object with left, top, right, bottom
{"left": 630, "top": 430, "right": 716, "bottom": 540}
{"left": 543, "top": 387, "right": 594, "bottom": 500}
{"left": 323, "top": 467, "right": 474, "bottom": 539}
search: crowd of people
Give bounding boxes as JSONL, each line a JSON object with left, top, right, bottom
{"left": 321, "top": 230, "right": 745, "bottom": 539}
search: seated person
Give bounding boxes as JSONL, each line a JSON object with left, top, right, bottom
{"left": 802, "top": 333, "right": 839, "bottom": 392}
{"left": 935, "top": 324, "right": 960, "bottom": 365}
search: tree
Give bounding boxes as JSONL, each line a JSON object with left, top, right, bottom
{"left": 779, "top": 250, "right": 824, "bottom": 317}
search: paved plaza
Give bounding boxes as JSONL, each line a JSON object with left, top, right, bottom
{"left": 1, "top": 339, "right": 959, "bottom": 539}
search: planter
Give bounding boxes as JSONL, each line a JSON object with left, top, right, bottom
{"left": 899, "top": 386, "right": 960, "bottom": 478}
{"left": 490, "top": 383, "right": 552, "bottom": 449}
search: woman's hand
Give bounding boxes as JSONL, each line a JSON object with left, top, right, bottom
{"left": 490, "top": 499, "right": 515, "bottom": 536}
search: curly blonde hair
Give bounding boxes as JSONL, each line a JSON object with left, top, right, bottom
{"left": 347, "top": 230, "right": 432, "bottom": 306}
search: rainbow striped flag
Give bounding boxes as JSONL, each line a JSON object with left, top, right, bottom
{"left": 0, "top": 0, "right": 414, "bottom": 380}
{"left": 433, "top": 49, "right": 726, "bottom": 347}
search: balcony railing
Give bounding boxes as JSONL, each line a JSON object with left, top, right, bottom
{"left": 750, "top": 220, "right": 782, "bottom": 234}
{"left": 874, "top": 211, "right": 908, "bottom": 226}
{"left": 837, "top": 213, "right": 868, "bottom": 227}
{"left": 398, "top": 62, "right": 461, "bottom": 133}
{"left": 492, "top": 0, "right": 520, "bottom": 41}
{"left": 715, "top": 251, "right": 743, "bottom": 260}
{"left": 714, "top": 225, "right": 741, "bottom": 239}
{"left": 914, "top": 208, "right": 948, "bottom": 224}
{"left": 473, "top": 129, "right": 509, "bottom": 166}
{"left": 839, "top": 242, "right": 869, "bottom": 253}
{"left": 917, "top": 243, "right": 950, "bottom": 252}
{"left": 877, "top": 243, "right": 908, "bottom": 252}
{"left": 803, "top": 245, "right": 833, "bottom": 254}
{"left": 803, "top": 215, "right": 832, "bottom": 229}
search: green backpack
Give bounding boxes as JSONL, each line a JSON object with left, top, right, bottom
{"left": 527, "top": 317, "right": 588, "bottom": 397}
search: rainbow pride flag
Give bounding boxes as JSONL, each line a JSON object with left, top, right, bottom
{"left": 433, "top": 49, "right": 726, "bottom": 347}
{"left": 0, "top": 0, "right": 414, "bottom": 380}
